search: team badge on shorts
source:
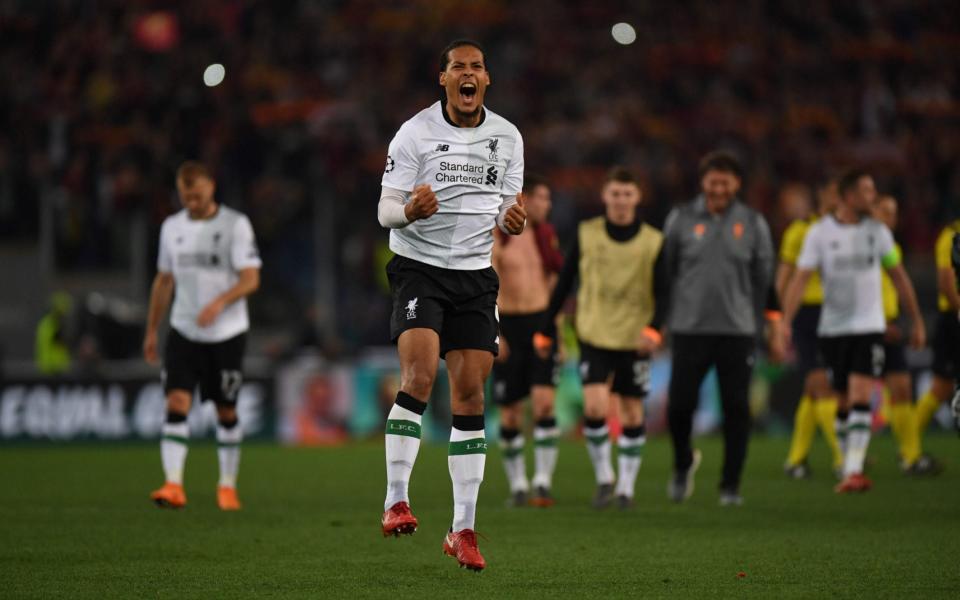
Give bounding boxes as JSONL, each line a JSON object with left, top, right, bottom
{"left": 405, "top": 297, "right": 418, "bottom": 320}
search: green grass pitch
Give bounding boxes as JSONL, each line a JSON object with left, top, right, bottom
{"left": 2, "top": 434, "right": 958, "bottom": 599}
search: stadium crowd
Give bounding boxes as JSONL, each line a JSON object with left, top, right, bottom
{"left": 1, "top": 0, "right": 958, "bottom": 353}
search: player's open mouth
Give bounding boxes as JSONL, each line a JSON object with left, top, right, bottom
{"left": 459, "top": 82, "right": 477, "bottom": 104}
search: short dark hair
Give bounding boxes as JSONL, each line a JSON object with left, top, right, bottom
{"left": 440, "top": 39, "right": 485, "bottom": 71}
{"left": 176, "top": 161, "right": 213, "bottom": 184}
{"left": 698, "top": 150, "right": 743, "bottom": 180}
{"left": 604, "top": 166, "right": 639, "bottom": 186}
{"left": 522, "top": 173, "right": 548, "bottom": 195}
{"left": 837, "top": 168, "right": 871, "bottom": 198}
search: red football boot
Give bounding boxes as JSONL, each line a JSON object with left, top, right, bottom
{"left": 381, "top": 501, "right": 418, "bottom": 537}
{"left": 834, "top": 473, "right": 873, "bottom": 494}
{"left": 442, "top": 529, "right": 486, "bottom": 571}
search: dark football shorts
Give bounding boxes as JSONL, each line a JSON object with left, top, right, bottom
{"left": 578, "top": 341, "right": 650, "bottom": 398}
{"left": 882, "top": 339, "right": 908, "bottom": 375}
{"left": 819, "top": 333, "right": 884, "bottom": 394}
{"left": 163, "top": 328, "right": 246, "bottom": 405}
{"left": 931, "top": 310, "right": 960, "bottom": 379}
{"left": 387, "top": 254, "right": 500, "bottom": 358}
{"left": 491, "top": 311, "right": 559, "bottom": 406}
{"left": 792, "top": 304, "right": 824, "bottom": 375}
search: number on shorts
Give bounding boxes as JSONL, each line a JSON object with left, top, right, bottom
{"left": 870, "top": 344, "right": 885, "bottom": 378}
{"left": 220, "top": 370, "right": 243, "bottom": 402}
{"left": 632, "top": 360, "right": 651, "bottom": 392}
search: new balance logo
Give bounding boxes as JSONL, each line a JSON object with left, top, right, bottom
{"left": 435, "top": 144, "right": 449, "bottom": 152}
{"left": 405, "top": 297, "right": 418, "bottom": 320}
{"left": 485, "top": 166, "right": 498, "bottom": 186}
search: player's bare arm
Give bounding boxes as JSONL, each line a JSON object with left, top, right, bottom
{"left": 937, "top": 266, "right": 960, "bottom": 312}
{"left": 143, "top": 271, "right": 175, "bottom": 365}
{"left": 781, "top": 267, "right": 814, "bottom": 347}
{"left": 887, "top": 264, "right": 926, "bottom": 349}
{"left": 774, "top": 262, "right": 795, "bottom": 303}
{"left": 766, "top": 314, "right": 786, "bottom": 364}
{"left": 197, "top": 268, "right": 260, "bottom": 328}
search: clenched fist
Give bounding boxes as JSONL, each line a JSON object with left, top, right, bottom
{"left": 404, "top": 184, "right": 439, "bottom": 222}
{"left": 503, "top": 194, "right": 526, "bottom": 235}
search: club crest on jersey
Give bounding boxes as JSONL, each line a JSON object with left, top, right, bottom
{"left": 405, "top": 297, "right": 418, "bottom": 320}
{"left": 487, "top": 138, "right": 499, "bottom": 161}
{"left": 384, "top": 156, "right": 395, "bottom": 173}
{"left": 732, "top": 222, "right": 744, "bottom": 239}
{"left": 693, "top": 223, "right": 706, "bottom": 239}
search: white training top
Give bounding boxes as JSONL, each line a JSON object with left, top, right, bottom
{"left": 158, "top": 206, "right": 262, "bottom": 343}
{"left": 796, "top": 214, "right": 895, "bottom": 336}
{"left": 381, "top": 100, "right": 524, "bottom": 270}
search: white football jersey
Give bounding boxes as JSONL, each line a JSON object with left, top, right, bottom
{"left": 381, "top": 100, "right": 524, "bottom": 270}
{"left": 797, "top": 214, "right": 896, "bottom": 336}
{"left": 158, "top": 206, "right": 262, "bottom": 343}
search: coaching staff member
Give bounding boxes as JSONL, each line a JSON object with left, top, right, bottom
{"left": 659, "top": 151, "right": 776, "bottom": 506}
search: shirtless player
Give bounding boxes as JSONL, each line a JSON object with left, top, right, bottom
{"left": 491, "top": 174, "right": 564, "bottom": 507}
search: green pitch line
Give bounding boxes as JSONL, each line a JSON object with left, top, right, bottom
{"left": 1, "top": 436, "right": 958, "bottom": 599}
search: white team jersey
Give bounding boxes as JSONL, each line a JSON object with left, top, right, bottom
{"left": 157, "top": 206, "right": 262, "bottom": 343}
{"left": 796, "top": 214, "right": 895, "bottom": 336}
{"left": 381, "top": 100, "right": 524, "bottom": 270}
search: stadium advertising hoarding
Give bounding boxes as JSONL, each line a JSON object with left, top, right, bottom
{"left": 0, "top": 377, "right": 274, "bottom": 442}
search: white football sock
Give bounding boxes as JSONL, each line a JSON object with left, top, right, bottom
{"left": 499, "top": 430, "right": 528, "bottom": 493}
{"left": 615, "top": 430, "right": 645, "bottom": 499}
{"left": 449, "top": 426, "right": 486, "bottom": 532}
{"left": 161, "top": 421, "right": 189, "bottom": 485}
{"left": 384, "top": 403, "right": 423, "bottom": 511}
{"left": 584, "top": 421, "right": 615, "bottom": 486}
{"left": 216, "top": 422, "right": 243, "bottom": 488}
{"left": 532, "top": 421, "right": 559, "bottom": 489}
{"left": 836, "top": 412, "right": 849, "bottom": 460}
{"left": 844, "top": 407, "right": 871, "bottom": 477}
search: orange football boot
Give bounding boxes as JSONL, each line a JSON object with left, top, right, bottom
{"left": 150, "top": 482, "right": 187, "bottom": 509}
{"left": 217, "top": 486, "right": 242, "bottom": 511}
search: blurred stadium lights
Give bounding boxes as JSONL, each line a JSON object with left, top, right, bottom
{"left": 203, "top": 64, "right": 226, "bottom": 87}
{"left": 611, "top": 22, "right": 637, "bottom": 45}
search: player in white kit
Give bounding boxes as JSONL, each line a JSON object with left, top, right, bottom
{"left": 781, "top": 169, "right": 925, "bottom": 493}
{"left": 377, "top": 40, "right": 526, "bottom": 571}
{"left": 143, "top": 162, "right": 261, "bottom": 510}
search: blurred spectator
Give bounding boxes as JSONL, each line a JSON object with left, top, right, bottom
{"left": 35, "top": 291, "right": 73, "bottom": 375}
{"left": 2, "top": 1, "right": 958, "bottom": 354}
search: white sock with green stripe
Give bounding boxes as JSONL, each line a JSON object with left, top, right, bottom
{"left": 615, "top": 425, "right": 646, "bottom": 499}
{"left": 216, "top": 419, "right": 242, "bottom": 489}
{"left": 844, "top": 406, "right": 871, "bottom": 477}
{"left": 499, "top": 427, "right": 528, "bottom": 493}
{"left": 532, "top": 417, "right": 559, "bottom": 489}
{"left": 584, "top": 418, "right": 614, "bottom": 486}
{"left": 161, "top": 414, "right": 188, "bottom": 485}
{"left": 384, "top": 392, "right": 427, "bottom": 511}
{"left": 449, "top": 414, "right": 486, "bottom": 532}
{"left": 836, "top": 409, "right": 849, "bottom": 465}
